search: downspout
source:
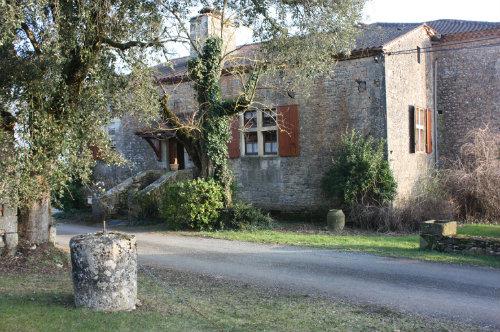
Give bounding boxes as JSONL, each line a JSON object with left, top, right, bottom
{"left": 434, "top": 58, "right": 439, "bottom": 167}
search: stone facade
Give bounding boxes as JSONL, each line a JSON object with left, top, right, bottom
{"left": 434, "top": 28, "right": 500, "bottom": 166}
{"left": 228, "top": 55, "right": 387, "bottom": 211}
{"left": 384, "top": 26, "right": 436, "bottom": 200}
{"left": 93, "top": 115, "right": 165, "bottom": 189}
{"left": 102, "top": 20, "right": 499, "bottom": 213}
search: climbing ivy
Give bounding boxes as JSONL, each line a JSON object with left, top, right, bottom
{"left": 186, "top": 37, "right": 254, "bottom": 197}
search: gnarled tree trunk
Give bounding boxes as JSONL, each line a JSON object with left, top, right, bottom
{"left": 18, "top": 193, "right": 52, "bottom": 244}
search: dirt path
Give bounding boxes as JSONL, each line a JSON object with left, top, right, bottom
{"left": 56, "top": 222, "right": 500, "bottom": 329}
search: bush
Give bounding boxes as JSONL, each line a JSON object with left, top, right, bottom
{"left": 322, "top": 130, "right": 397, "bottom": 207}
{"left": 444, "top": 125, "right": 500, "bottom": 222}
{"left": 348, "top": 172, "right": 456, "bottom": 232}
{"left": 160, "top": 177, "right": 225, "bottom": 230}
{"left": 53, "top": 180, "right": 88, "bottom": 212}
{"left": 219, "top": 202, "right": 274, "bottom": 230}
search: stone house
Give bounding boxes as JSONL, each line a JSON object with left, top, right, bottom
{"left": 95, "top": 14, "right": 499, "bottom": 213}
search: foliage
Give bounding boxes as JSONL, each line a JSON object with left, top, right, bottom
{"left": 0, "top": 0, "right": 164, "bottom": 212}
{"left": 444, "top": 125, "right": 500, "bottom": 222}
{"left": 160, "top": 178, "right": 225, "bottom": 230}
{"left": 219, "top": 202, "right": 274, "bottom": 230}
{"left": 52, "top": 180, "right": 88, "bottom": 212}
{"left": 348, "top": 171, "right": 456, "bottom": 232}
{"left": 322, "top": 130, "right": 397, "bottom": 207}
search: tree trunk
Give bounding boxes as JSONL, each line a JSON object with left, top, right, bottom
{"left": 18, "top": 193, "right": 52, "bottom": 244}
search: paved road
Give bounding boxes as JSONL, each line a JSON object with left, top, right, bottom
{"left": 56, "top": 222, "right": 500, "bottom": 328}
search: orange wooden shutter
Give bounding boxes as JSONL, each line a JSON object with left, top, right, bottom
{"left": 426, "top": 109, "right": 432, "bottom": 154}
{"left": 227, "top": 117, "right": 240, "bottom": 158}
{"left": 277, "top": 105, "right": 299, "bottom": 157}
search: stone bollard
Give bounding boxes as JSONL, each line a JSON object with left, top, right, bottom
{"left": 70, "top": 232, "right": 137, "bottom": 312}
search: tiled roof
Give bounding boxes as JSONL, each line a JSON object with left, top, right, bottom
{"left": 155, "top": 19, "right": 499, "bottom": 81}
{"left": 426, "top": 19, "right": 499, "bottom": 35}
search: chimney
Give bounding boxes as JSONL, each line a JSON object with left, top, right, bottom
{"left": 189, "top": 7, "right": 237, "bottom": 57}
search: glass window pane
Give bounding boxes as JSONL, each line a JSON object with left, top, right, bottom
{"left": 244, "top": 132, "right": 258, "bottom": 155}
{"left": 263, "top": 130, "right": 277, "bottom": 155}
{"left": 262, "top": 109, "right": 277, "bottom": 127}
{"left": 244, "top": 111, "right": 257, "bottom": 128}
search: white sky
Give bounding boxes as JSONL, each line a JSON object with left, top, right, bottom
{"left": 363, "top": 0, "right": 500, "bottom": 23}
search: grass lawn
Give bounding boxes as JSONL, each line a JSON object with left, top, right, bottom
{"left": 171, "top": 223, "right": 500, "bottom": 268}
{"left": 0, "top": 253, "right": 495, "bottom": 332}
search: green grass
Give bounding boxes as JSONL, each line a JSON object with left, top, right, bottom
{"left": 0, "top": 267, "right": 492, "bottom": 332}
{"left": 171, "top": 224, "right": 500, "bottom": 268}
{"left": 458, "top": 224, "right": 500, "bottom": 238}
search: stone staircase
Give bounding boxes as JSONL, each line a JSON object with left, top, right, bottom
{"left": 92, "top": 169, "right": 195, "bottom": 223}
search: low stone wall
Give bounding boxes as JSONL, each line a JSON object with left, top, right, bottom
{"left": 420, "top": 220, "right": 500, "bottom": 257}
{"left": 421, "top": 234, "right": 500, "bottom": 257}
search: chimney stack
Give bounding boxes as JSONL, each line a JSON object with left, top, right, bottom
{"left": 189, "top": 7, "right": 237, "bottom": 57}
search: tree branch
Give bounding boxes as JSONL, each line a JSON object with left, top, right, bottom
{"left": 21, "top": 23, "right": 43, "bottom": 58}
{"left": 99, "top": 36, "right": 185, "bottom": 51}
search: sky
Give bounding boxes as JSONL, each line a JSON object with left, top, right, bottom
{"left": 363, "top": 0, "right": 500, "bottom": 23}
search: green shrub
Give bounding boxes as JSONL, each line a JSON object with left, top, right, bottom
{"left": 160, "top": 177, "right": 225, "bottom": 230}
{"left": 53, "top": 180, "right": 88, "bottom": 212}
{"left": 321, "top": 130, "right": 396, "bottom": 207}
{"left": 219, "top": 202, "right": 274, "bottom": 230}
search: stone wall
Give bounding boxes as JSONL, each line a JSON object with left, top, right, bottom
{"left": 93, "top": 115, "right": 165, "bottom": 189}
{"left": 228, "top": 56, "right": 387, "bottom": 211}
{"left": 434, "top": 28, "right": 500, "bottom": 166}
{"left": 384, "top": 26, "right": 436, "bottom": 201}
{"left": 421, "top": 234, "right": 500, "bottom": 257}
{"left": 137, "top": 45, "right": 392, "bottom": 212}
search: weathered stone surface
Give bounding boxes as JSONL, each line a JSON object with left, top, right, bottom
{"left": 421, "top": 220, "right": 457, "bottom": 236}
{"left": 70, "top": 232, "right": 137, "bottom": 312}
{"left": 435, "top": 30, "right": 500, "bottom": 167}
{"left": 420, "top": 233, "right": 500, "bottom": 257}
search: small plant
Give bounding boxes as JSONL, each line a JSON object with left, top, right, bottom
{"left": 219, "top": 202, "right": 274, "bottom": 230}
{"left": 160, "top": 177, "right": 225, "bottom": 230}
{"left": 322, "top": 130, "right": 397, "bottom": 207}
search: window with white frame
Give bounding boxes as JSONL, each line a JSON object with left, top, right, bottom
{"left": 241, "top": 108, "right": 278, "bottom": 156}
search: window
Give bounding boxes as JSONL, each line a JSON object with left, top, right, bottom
{"left": 227, "top": 105, "right": 299, "bottom": 158}
{"left": 410, "top": 106, "right": 432, "bottom": 154}
{"left": 244, "top": 132, "right": 258, "bottom": 155}
{"left": 415, "top": 106, "right": 426, "bottom": 152}
{"left": 242, "top": 109, "right": 278, "bottom": 156}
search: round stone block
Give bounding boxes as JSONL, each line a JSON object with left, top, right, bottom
{"left": 327, "top": 209, "right": 345, "bottom": 232}
{"left": 70, "top": 232, "right": 137, "bottom": 311}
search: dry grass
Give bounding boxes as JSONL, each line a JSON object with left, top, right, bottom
{"left": 444, "top": 125, "right": 500, "bottom": 222}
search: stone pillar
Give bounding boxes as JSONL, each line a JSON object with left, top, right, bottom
{"left": 70, "top": 232, "right": 137, "bottom": 311}
{"left": 1, "top": 110, "right": 18, "bottom": 255}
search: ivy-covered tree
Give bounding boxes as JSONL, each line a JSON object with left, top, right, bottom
{"left": 0, "top": 0, "right": 168, "bottom": 243}
{"left": 153, "top": 0, "right": 366, "bottom": 203}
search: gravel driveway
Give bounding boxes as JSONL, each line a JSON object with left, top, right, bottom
{"left": 56, "top": 222, "right": 500, "bottom": 328}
